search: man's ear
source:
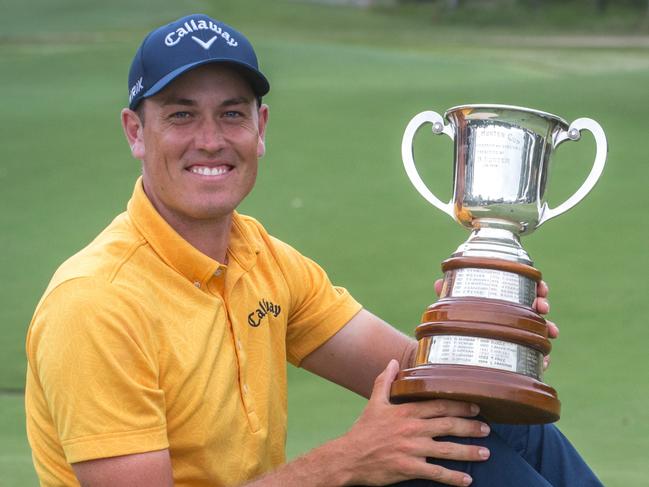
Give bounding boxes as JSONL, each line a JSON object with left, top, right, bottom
{"left": 121, "top": 108, "right": 145, "bottom": 160}
{"left": 256, "top": 104, "right": 269, "bottom": 158}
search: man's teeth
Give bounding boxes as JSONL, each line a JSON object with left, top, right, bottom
{"left": 190, "top": 166, "right": 228, "bottom": 176}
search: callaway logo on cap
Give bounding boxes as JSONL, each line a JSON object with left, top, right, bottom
{"left": 127, "top": 14, "right": 270, "bottom": 110}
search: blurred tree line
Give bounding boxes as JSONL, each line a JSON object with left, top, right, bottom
{"left": 410, "top": 0, "right": 649, "bottom": 13}
{"left": 362, "top": 0, "right": 649, "bottom": 32}
{"left": 311, "top": 0, "right": 649, "bottom": 30}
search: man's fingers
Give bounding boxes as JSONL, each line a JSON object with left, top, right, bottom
{"left": 416, "top": 461, "right": 474, "bottom": 487}
{"left": 544, "top": 355, "right": 551, "bottom": 370}
{"left": 547, "top": 320, "right": 559, "bottom": 339}
{"left": 534, "top": 297, "right": 550, "bottom": 315}
{"left": 404, "top": 399, "right": 480, "bottom": 420}
{"left": 409, "top": 437, "right": 490, "bottom": 462}
{"left": 417, "top": 417, "right": 490, "bottom": 439}
{"left": 537, "top": 280, "right": 549, "bottom": 297}
{"left": 434, "top": 279, "right": 444, "bottom": 297}
{"left": 429, "top": 440, "right": 490, "bottom": 462}
{"left": 534, "top": 281, "right": 550, "bottom": 314}
{"left": 371, "top": 359, "right": 400, "bottom": 404}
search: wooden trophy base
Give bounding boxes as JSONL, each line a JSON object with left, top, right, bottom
{"left": 390, "top": 257, "right": 560, "bottom": 424}
{"left": 391, "top": 365, "right": 560, "bottom": 424}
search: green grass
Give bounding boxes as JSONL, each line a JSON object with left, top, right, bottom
{"left": 0, "top": 395, "right": 37, "bottom": 487}
{"left": 2, "top": 0, "right": 648, "bottom": 485}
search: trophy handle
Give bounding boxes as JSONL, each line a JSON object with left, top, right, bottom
{"left": 538, "top": 118, "right": 608, "bottom": 227}
{"left": 402, "top": 111, "right": 456, "bottom": 219}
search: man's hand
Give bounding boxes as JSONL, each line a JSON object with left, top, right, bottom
{"left": 246, "top": 359, "right": 490, "bottom": 487}
{"left": 336, "top": 359, "right": 489, "bottom": 486}
{"left": 533, "top": 280, "right": 558, "bottom": 370}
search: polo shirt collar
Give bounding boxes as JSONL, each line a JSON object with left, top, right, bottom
{"left": 126, "top": 178, "right": 261, "bottom": 286}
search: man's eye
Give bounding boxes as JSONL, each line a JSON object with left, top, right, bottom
{"left": 170, "top": 111, "right": 191, "bottom": 120}
{"left": 224, "top": 111, "right": 242, "bottom": 118}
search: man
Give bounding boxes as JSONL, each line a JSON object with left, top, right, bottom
{"left": 25, "top": 14, "right": 603, "bottom": 487}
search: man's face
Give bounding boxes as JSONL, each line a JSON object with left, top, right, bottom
{"left": 124, "top": 64, "right": 268, "bottom": 227}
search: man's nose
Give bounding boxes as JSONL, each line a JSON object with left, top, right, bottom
{"left": 195, "top": 118, "right": 226, "bottom": 152}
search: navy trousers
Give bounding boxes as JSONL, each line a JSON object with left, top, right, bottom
{"left": 388, "top": 423, "right": 603, "bottom": 487}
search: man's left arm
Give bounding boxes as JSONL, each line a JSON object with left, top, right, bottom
{"left": 300, "top": 309, "right": 416, "bottom": 398}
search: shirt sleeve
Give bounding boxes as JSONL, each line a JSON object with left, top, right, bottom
{"left": 268, "top": 236, "right": 363, "bottom": 366}
{"left": 26, "top": 277, "right": 169, "bottom": 464}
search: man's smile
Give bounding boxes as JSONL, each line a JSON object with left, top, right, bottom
{"left": 187, "top": 164, "right": 233, "bottom": 176}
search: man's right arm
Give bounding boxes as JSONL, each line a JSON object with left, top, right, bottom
{"left": 72, "top": 450, "right": 174, "bottom": 487}
{"left": 70, "top": 360, "right": 484, "bottom": 487}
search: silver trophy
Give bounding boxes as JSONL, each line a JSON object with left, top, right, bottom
{"left": 390, "top": 105, "right": 607, "bottom": 423}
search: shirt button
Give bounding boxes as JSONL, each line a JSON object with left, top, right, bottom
{"left": 193, "top": 281, "right": 201, "bottom": 288}
{"left": 243, "top": 383, "right": 249, "bottom": 394}
{"left": 214, "top": 268, "right": 223, "bottom": 277}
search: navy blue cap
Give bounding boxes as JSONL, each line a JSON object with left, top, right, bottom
{"left": 127, "top": 14, "right": 270, "bottom": 110}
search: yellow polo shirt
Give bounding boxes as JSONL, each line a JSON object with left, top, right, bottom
{"left": 25, "top": 178, "right": 362, "bottom": 487}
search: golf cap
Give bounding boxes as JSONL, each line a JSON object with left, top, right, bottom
{"left": 127, "top": 14, "right": 270, "bottom": 110}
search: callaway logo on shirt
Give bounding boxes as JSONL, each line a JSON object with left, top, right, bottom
{"left": 248, "top": 299, "right": 281, "bottom": 327}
